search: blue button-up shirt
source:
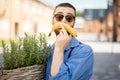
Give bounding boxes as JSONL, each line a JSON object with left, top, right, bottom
{"left": 46, "top": 37, "right": 94, "bottom": 80}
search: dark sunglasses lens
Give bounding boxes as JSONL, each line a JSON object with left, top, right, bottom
{"left": 66, "top": 15, "right": 74, "bottom": 22}
{"left": 54, "top": 14, "right": 63, "bottom": 21}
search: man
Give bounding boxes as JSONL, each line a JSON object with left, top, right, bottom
{"left": 46, "top": 3, "right": 94, "bottom": 80}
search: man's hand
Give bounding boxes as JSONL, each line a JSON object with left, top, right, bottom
{"left": 51, "top": 26, "right": 72, "bottom": 76}
{"left": 55, "top": 26, "right": 72, "bottom": 52}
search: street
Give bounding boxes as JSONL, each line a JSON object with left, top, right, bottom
{"left": 91, "top": 53, "right": 120, "bottom": 80}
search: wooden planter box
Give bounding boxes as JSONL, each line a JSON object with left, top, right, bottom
{"left": 0, "top": 65, "right": 46, "bottom": 80}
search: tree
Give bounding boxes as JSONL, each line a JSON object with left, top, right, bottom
{"left": 76, "top": 10, "right": 83, "bottom": 17}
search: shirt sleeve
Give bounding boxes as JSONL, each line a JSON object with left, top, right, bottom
{"left": 47, "top": 44, "right": 94, "bottom": 80}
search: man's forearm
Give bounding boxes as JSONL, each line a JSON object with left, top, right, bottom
{"left": 51, "top": 48, "right": 64, "bottom": 76}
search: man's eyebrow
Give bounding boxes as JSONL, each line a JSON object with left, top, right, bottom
{"left": 67, "top": 13, "right": 72, "bottom": 14}
{"left": 67, "top": 13, "right": 74, "bottom": 16}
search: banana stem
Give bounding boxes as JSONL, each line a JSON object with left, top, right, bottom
{"left": 48, "top": 31, "right": 52, "bottom": 37}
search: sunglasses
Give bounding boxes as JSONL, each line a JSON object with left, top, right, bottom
{"left": 53, "top": 14, "right": 75, "bottom": 23}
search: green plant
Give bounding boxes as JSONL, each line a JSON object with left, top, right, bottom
{"left": 0, "top": 40, "right": 1, "bottom": 46}
{"left": 76, "top": 10, "right": 83, "bottom": 17}
{"left": 2, "top": 33, "right": 51, "bottom": 70}
{"left": 0, "top": 39, "right": 10, "bottom": 47}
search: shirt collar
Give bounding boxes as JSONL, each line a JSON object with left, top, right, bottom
{"left": 65, "top": 37, "right": 80, "bottom": 51}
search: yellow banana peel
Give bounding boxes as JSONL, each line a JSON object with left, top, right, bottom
{"left": 49, "top": 22, "right": 77, "bottom": 37}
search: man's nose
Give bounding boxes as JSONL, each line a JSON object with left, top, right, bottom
{"left": 61, "top": 17, "right": 67, "bottom": 23}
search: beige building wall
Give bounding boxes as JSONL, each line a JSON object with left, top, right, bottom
{"left": 0, "top": 0, "right": 53, "bottom": 40}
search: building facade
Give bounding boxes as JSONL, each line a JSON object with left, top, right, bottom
{"left": 0, "top": 0, "right": 53, "bottom": 40}
{"left": 1, "top": 0, "right": 120, "bottom": 42}
{"left": 113, "top": 0, "right": 120, "bottom": 42}
{"left": 80, "top": 0, "right": 120, "bottom": 42}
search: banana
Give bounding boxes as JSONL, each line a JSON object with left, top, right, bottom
{"left": 49, "top": 22, "right": 77, "bottom": 37}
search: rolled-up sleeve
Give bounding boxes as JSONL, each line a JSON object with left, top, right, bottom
{"left": 46, "top": 44, "right": 94, "bottom": 80}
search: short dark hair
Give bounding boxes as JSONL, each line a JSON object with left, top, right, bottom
{"left": 54, "top": 3, "right": 76, "bottom": 16}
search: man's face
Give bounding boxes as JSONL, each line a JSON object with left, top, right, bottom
{"left": 52, "top": 7, "right": 75, "bottom": 35}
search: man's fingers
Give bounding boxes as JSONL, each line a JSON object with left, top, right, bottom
{"left": 61, "top": 25, "right": 65, "bottom": 31}
{"left": 61, "top": 25, "right": 68, "bottom": 35}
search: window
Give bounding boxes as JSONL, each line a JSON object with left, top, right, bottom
{"left": 15, "top": 23, "right": 19, "bottom": 36}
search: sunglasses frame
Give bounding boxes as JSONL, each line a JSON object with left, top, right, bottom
{"left": 53, "top": 14, "right": 75, "bottom": 23}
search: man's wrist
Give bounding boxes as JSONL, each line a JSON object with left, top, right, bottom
{"left": 54, "top": 47, "right": 64, "bottom": 53}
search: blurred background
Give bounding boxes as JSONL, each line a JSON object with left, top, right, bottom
{"left": 0, "top": 0, "right": 120, "bottom": 80}
{"left": 0, "top": 0, "right": 119, "bottom": 42}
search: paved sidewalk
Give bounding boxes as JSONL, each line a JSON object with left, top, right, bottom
{"left": 91, "top": 53, "right": 120, "bottom": 80}
{"left": 76, "top": 32, "right": 120, "bottom": 53}
{"left": 82, "top": 41, "right": 120, "bottom": 53}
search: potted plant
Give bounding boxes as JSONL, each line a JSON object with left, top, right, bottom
{"left": 0, "top": 33, "right": 51, "bottom": 80}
